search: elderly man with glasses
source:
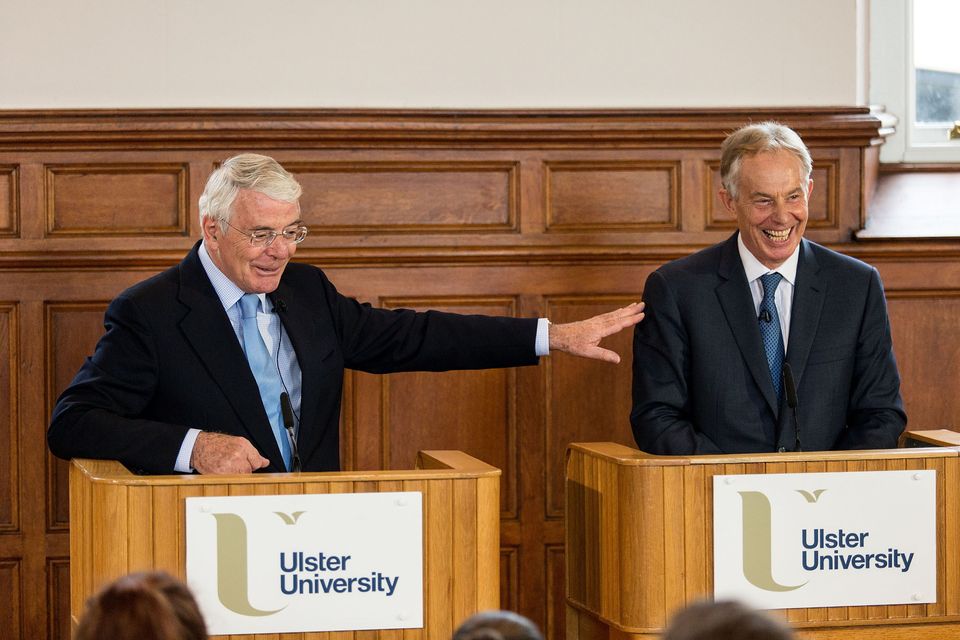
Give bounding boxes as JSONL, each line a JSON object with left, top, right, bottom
{"left": 48, "top": 154, "right": 643, "bottom": 474}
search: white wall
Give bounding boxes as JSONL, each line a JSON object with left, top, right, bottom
{"left": 0, "top": 0, "right": 866, "bottom": 109}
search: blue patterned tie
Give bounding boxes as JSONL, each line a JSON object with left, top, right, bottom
{"left": 758, "top": 273, "right": 785, "bottom": 404}
{"left": 239, "top": 294, "right": 292, "bottom": 470}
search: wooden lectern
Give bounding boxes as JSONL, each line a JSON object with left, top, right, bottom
{"left": 70, "top": 451, "right": 500, "bottom": 639}
{"left": 566, "top": 441, "right": 960, "bottom": 640}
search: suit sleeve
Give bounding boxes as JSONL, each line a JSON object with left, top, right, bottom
{"left": 317, "top": 271, "right": 540, "bottom": 373}
{"left": 833, "top": 268, "right": 907, "bottom": 450}
{"left": 47, "top": 294, "right": 189, "bottom": 474}
{"left": 631, "top": 270, "right": 723, "bottom": 455}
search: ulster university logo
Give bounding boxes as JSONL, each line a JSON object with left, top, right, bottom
{"left": 737, "top": 490, "right": 822, "bottom": 592}
{"left": 211, "top": 512, "right": 303, "bottom": 616}
{"left": 714, "top": 471, "right": 934, "bottom": 610}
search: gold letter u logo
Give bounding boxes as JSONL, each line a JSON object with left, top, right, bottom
{"left": 738, "top": 492, "right": 806, "bottom": 592}
{"left": 212, "top": 513, "right": 285, "bottom": 616}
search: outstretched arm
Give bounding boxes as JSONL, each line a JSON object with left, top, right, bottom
{"left": 548, "top": 302, "right": 645, "bottom": 363}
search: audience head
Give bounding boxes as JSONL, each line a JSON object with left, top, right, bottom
{"left": 453, "top": 610, "right": 544, "bottom": 640}
{"left": 75, "top": 571, "right": 207, "bottom": 640}
{"left": 662, "top": 600, "right": 795, "bottom": 640}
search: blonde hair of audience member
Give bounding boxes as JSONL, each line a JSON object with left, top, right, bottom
{"left": 453, "top": 610, "right": 544, "bottom": 640}
{"left": 662, "top": 600, "right": 795, "bottom": 640}
{"left": 74, "top": 571, "right": 207, "bottom": 640}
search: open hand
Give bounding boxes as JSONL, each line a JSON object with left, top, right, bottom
{"left": 548, "top": 302, "right": 644, "bottom": 363}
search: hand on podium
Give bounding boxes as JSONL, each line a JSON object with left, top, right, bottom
{"left": 549, "top": 302, "right": 644, "bottom": 364}
{"left": 191, "top": 432, "right": 270, "bottom": 474}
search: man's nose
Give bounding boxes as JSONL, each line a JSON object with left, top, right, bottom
{"left": 265, "top": 237, "right": 292, "bottom": 259}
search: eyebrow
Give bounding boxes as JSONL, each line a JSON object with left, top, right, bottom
{"left": 749, "top": 188, "right": 804, "bottom": 199}
{"left": 249, "top": 219, "right": 305, "bottom": 231}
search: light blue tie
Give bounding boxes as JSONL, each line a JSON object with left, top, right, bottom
{"left": 758, "top": 273, "right": 785, "bottom": 405}
{"left": 239, "top": 294, "right": 292, "bottom": 470}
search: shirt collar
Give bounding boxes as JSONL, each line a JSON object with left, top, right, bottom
{"left": 737, "top": 233, "right": 800, "bottom": 286}
{"left": 198, "top": 241, "right": 269, "bottom": 312}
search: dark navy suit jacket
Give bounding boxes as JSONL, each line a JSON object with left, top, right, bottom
{"left": 48, "top": 242, "right": 539, "bottom": 473}
{"left": 631, "top": 234, "right": 906, "bottom": 454}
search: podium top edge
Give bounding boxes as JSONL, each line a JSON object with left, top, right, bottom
{"left": 70, "top": 451, "right": 501, "bottom": 485}
{"left": 567, "top": 442, "right": 960, "bottom": 466}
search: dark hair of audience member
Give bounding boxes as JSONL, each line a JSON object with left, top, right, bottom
{"left": 74, "top": 571, "right": 207, "bottom": 640}
{"left": 453, "top": 610, "right": 544, "bottom": 640}
{"left": 662, "top": 600, "right": 795, "bottom": 640}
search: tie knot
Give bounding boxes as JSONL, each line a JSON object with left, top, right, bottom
{"left": 759, "top": 272, "right": 783, "bottom": 298}
{"left": 239, "top": 293, "right": 261, "bottom": 319}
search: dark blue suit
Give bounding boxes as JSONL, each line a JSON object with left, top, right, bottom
{"left": 48, "top": 242, "right": 539, "bottom": 473}
{"left": 631, "top": 234, "right": 906, "bottom": 454}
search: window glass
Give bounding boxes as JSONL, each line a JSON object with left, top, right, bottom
{"left": 914, "top": 0, "right": 960, "bottom": 124}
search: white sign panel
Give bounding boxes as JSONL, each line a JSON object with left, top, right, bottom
{"left": 185, "top": 492, "right": 423, "bottom": 635}
{"left": 713, "top": 470, "right": 935, "bottom": 609}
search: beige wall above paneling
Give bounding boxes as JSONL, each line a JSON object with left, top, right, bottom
{"left": 0, "top": 1, "right": 865, "bottom": 109}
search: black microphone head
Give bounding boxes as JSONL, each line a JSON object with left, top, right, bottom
{"left": 759, "top": 309, "right": 772, "bottom": 323}
{"left": 280, "top": 392, "right": 295, "bottom": 429}
{"left": 782, "top": 362, "right": 798, "bottom": 409}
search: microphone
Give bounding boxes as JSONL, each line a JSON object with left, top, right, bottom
{"left": 759, "top": 309, "right": 772, "bottom": 323}
{"left": 275, "top": 298, "right": 288, "bottom": 312}
{"left": 280, "top": 392, "right": 301, "bottom": 472}
{"left": 782, "top": 362, "right": 801, "bottom": 452}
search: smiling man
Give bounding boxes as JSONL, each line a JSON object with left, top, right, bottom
{"left": 48, "top": 154, "right": 644, "bottom": 474}
{"left": 630, "top": 122, "right": 905, "bottom": 454}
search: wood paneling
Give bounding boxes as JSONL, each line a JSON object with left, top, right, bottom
{"left": 0, "top": 165, "right": 18, "bottom": 236}
{"left": 44, "top": 164, "right": 188, "bottom": 236}
{"left": 886, "top": 292, "right": 960, "bottom": 428}
{"left": 293, "top": 162, "right": 518, "bottom": 234}
{"left": 380, "top": 298, "right": 519, "bottom": 520}
{"left": 544, "top": 298, "right": 637, "bottom": 519}
{"left": 0, "top": 108, "right": 952, "bottom": 640}
{"left": 545, "top": 162, "right": 679, "bottom": 232}
{"left": 44, "top": 303, "right": 110, "bottom": 533}
{"left": 0, "top": 559, "right": 23, "bottom": 637}
{"left": 46, "top": 558, "right": 70, "bottom": 640}
{"left": 0, "top": 304, "right": 17, "bottom": 533}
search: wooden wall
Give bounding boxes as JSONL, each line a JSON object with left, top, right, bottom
{"left": 0, "top": 108, "right": 956, "bottom": 640}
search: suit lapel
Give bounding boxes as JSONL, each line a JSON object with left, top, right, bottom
{"left": 785, "top": 239, "right": 825, "bottom": 391}
{"left": 715, "top": 234, "right": 781, "bottom": 415}
{"left": 176, "top": 244, "right": 285, "bottom": 468}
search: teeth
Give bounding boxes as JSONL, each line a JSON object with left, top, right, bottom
{"left": 763, "top": 229, "right": 791, "bottom": 241}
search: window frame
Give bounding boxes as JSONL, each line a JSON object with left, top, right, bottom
{"left": 871, "top": 0, "right": 960, "bottom": 162}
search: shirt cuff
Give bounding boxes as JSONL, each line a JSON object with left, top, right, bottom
{"left": 174, "top": 428, "right": 202, "bottom": 473}
{"left": 535, "top": 317, "right": 550, "bottom": 357}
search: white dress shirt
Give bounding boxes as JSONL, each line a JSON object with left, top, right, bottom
{"left": 737, "top": 234, "right": 800, "bottom": 348}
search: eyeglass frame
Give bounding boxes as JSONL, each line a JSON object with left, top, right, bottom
{"left": 218, "top": 217, "right": 309, "bottom": 247}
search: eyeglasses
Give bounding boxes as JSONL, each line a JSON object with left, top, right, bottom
{"left": 219, "top": 218, "right": 309, "bottom": 247}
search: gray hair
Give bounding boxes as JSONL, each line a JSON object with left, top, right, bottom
{"left": 198, "top": 153, "right": 302, "bottom": 228}
{"left": 453, "top": 610, "right": 543, "bottom": 640}
{"left": 720, "top": 122, "right": 812, "bottom": 199}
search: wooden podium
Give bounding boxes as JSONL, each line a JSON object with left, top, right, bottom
{"left": 565, "top": 441, "right": 960, "bottom": 640}
{"left": 70, "top": 451, "right": 500, "bottom": 639}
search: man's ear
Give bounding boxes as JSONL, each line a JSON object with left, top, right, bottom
{"left": 201, "top": 216, "right": 220, "bottom": 247}
{"left": 718, "top": 187, "right": 737, "bottom": 214}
